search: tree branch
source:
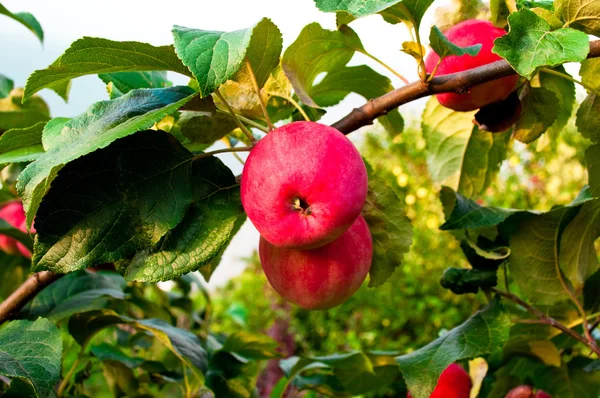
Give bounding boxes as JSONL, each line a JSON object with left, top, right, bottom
{"left": 492, "top": 288, "right": 600, "bottom": 356}
{"left": 333, "top": 40, "right": 600, "bottom": 134}
{"left": 0, "top": 271, "right": 62, "bottom": 324}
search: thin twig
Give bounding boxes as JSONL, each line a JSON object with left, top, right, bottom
{"left": 0, "top": 271, "right": 62, "bottom": 324}
{"left": 216, "top": 109, "right": 269, "bottom": 133}
{"left": 192, "top": 146, "right": 253, "bottom": 161}
{"left": 332, "top": 39, "right": 600, "bottom": 134}
{"left": 245, "top": 58, "right": 274, "bottom": 131}
{"left": 214, "top": 90, "right": 256, "bottom": 142}
{"left": 539, "top": 67, "right": 600, "bottom": 96}
{"left": 492, "top": 288, "right": 600, "bottom": 356}
{"left": 358, "top": 49, "right": 410, "bottom": 84}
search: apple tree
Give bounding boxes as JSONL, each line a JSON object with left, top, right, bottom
{"left": 0, "top": 0, "right": 599, "bottom": 397}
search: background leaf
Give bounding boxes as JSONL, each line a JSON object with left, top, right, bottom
{"left": 0, "top": 318, "right": 62, "bottom": 398}
{"left": 556, "top": 0, "right": 600, "bottom": 37}
{"left": 396, "top": 297, "right": 510, "bottom": 398}
{"left": 0, "top": 74, "right": 14, "bottom": 99}
{"left": 21, "top": 270, "right": 126, "bottom": 322}
{"left": 314, "top": 0, "right": 404, "bottom": 17}
{"left": 514, "top": 86, "right": 559, "bottom": 143}
{"left": 0, "top": 121, "right": 45, "bottom": 168}
{"left": 99, "top": 71, "right": 172, "bottom": 99}
{"left": 0, "top": 89, "right": 50, "bottom": 133}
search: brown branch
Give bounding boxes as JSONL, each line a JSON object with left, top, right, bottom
{"left": 0, "top": 271, "right": 62, "bottom": 324}
{"left": 492, "top": 288, "right": 600, "bottom": 357}
{"left": 333, "top": 39, "right": 600, "bottom": 134}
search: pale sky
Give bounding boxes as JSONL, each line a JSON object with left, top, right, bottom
{"left": 0, "top": 0, "right": 438, "bottom": 288}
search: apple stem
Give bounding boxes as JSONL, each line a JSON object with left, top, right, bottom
{"left": 192, "top": 145, "right": 254, "bottom": 161}
{"left": 246, "top": 58, "right": 274, "bottom": 131}
{"left": 539, "top": 67, "right": 600, "bottom": 96}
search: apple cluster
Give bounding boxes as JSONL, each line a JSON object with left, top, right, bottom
{"left": 241, "top": 121, "right": 373, "bottom": 310}
{"left": 0, "top": 201, "right": 34, "bottom": 259}
{"left": 425, "top": 19, "right": 518, "bottom": 112}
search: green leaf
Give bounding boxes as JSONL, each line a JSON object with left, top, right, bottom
{"left": 458, "top": 128, "right": 511, "bottom": 198}
{"left": 440, "top": 267, "right": 498, "bottom": 294}
{"left": 0, "top": 318, "right": 62, "bottom": 398}
{"left": 220, "top": 331, "right": 279, "bottom": 360}
{"left": 24, "top": 38, "right": 192, "bottom": 101}
{"left": 0, "top": 4, "right": 43, "bottom": 43}
{"left": 172, "top": 18, "right": 279, "bottom": 97}
{"left": 0, "top": 122, "right": 45, "bottom": 168}
{"left": 509, "top": 209, "right": 573, "bottom": 304}
{"left": 379, "top": 0, "right": 436, "bottom": 29}
{"left": 311, "top": 65, "right": 403, "bottom": 134}
{"left": 0, "top": 89, "right": 50, "bottom": 133}
{"left": 439, "top": 186, "right": 523, "bottom": 230}
{"left": 99, "top": 71, "right": 172, "bottom": 99}
{"left": 514, "top": 86, "right": 559, "bottom": 143}
{"left": 41, "top": 117, "right": 69, "bottom": 151}
{"left": 586, "top": 144, "right": 600, "bottom": 197}
{"left": 363, "top": 163, "right": 413, "bottom": 287}
{"left": 21, "top": 270, "right": 126, "bottom": 322}
{"left": 532, "top": 7, "right": 563, "bottom": 29}
{"left": 556, "top": 0, "right": 600, "bottom": 37}
{"left": 90, "top": 343, "right": 144, "bottom": 368}
{"left": 176, "top": 111, "right": 237, "bottom": 145}
{"left": 0, "top": 74, "right": 14, "bottom": 99}
{"left": 559, "top": 200, "right": 600, "bottom": 289}
{"left": 429, "top": 25, "right": 482, "bottom": 59}
{"left": 0, "top": 251, "right": 29, "bottom": 301}
{"left": 539, "top": 66, "right": 576, "bottom": 137}
{"left": 396, "top": 297, "right": 510, "bottom": 398}
{"left": 0, "top": 218, "right": 33, "bottom": 251}
{"left": 16, "top": 86, "right": 196, "bottom": 229}
{"left": 69, "top": 310, "right": 207, "bottom": 374}
{"left": 282, "top": 23, "right": 363, "bottom": 107}
{"left": 314, "top": 0, "right": 404, "bottom": 17}
{"left": 31, "top": 130, "right": 194, "bottom": 274}
{"left": 493, "top": 9, "right": 589, "bottom": 79}
{"left": 232, "top": 18, "right": 282, "bottom": 89}
{"left": 423, "top": 97, "right": 487, "bottom": 190}
{"left": 580, "top": 58, "right": 600, "bottom": 90}
{"left": 576, "top": 93, "right": 600, "bottom": 143}
{"left": 124, "top": 156, "right": 242, "bottom": 282}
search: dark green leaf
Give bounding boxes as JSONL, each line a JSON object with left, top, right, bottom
{"left": 0, "top": 89, "right": 50, "bottom": 133}
{"left": 17, "top": 86, "right": 196, "bottom": 229}
{"left": 281, "top": 23, "right": 363, "bottom": 107}
{"left": 0, "top": 251, "right": 29, "bottom": 301}
{"left": 440, "top": 186, "right": 523, "bottom": 230}
{"left": 125, "top": 156, "right": 242, "bottom": 282}
{"left": 220, "top": 331, "right": 279, "bottom": 360}
{"left": 429, "top": 25, "right": 482, "bottom": 59}
{"left": 31, "top": 130, "right": 193, "bottom": 274}
{"left": 24, "top": 38, "right": 192, "bottom": 101}
{"left": 0, "top": 122, "right": 45, "bottom": 168}
{"left": 576, "top": 93, "right": 600, "bottom": 143}
{"left": 514, "top": 86, "right": 559, "bottom": 143}
{"left": 0, "top": 73, "right": 14, "bottom": 99}
{"left": 584, "top": 268, "right": 600, "bottom": 311}
{"left": 363, "top": 162, "right": 413, "bottom": 287}
{"left": 176, "top": 111, "right": 237, "bottom": 145}
{"left": 90, "top": 343, "right": 144, "bottom": 368}
{"left": 493, "top": 9, "right": 589, "bottom": 79}
{"left": 21, "top": 270, "right": 126, "bottom": 322}
{"left": 311, "top": 65, "right": 403, "bottom": 134}
{"left": 586, "top": 144, "right": 600, "bottom": 197}
{"left": 440, "top": 267, "right": 498, "bottom": 294}
{"left": 396, "top": 297, "right": 510, "bottom": 398}
{"left": 69, "top": 310, "right": 207, "bottom": 375}
{"left": 0, "top": 218, "right": 33, "bottom": 251}
{"left": 539, "top": 66, "right": 576, "bottom": 137}
{"left": 0, "top": 318, "right": 62, "bottom": 398}
{"left": 0, "top": 4, "right": 43, "bottom": 43}
{"left": 99, "top": 71, "right": 172, "bottom": 99}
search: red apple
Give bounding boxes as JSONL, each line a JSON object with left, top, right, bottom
{"left": 0, "top": 201, "right": 34, "bottom": 258}
{"left": 241, "top": 121, "right": 368, "bottom": 249}
{"left": 407, "top": 363, "right": 471, "bottom": 398}
{"left": 505, "top": 386, "right": 552, "bottom": 398}
{"left": 425, "top": 19, "right": 519, "bottom": 111}
{"left": 258, "top": 215, "right": 372, "bottom": 310}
